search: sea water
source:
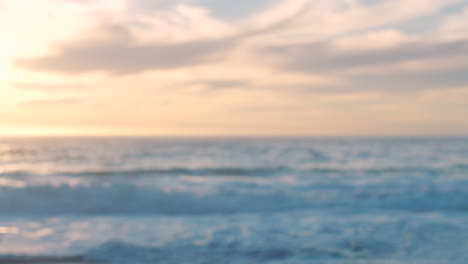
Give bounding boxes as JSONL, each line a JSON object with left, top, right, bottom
{"left": 0, "top": 137, "right": 467, "bottom": 263}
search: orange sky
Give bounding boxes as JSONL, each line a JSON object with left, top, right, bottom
{"left": 1, "top": 0, "right": 468, "bottom": 136}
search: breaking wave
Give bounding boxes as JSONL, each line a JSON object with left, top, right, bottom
{"left": 0, "top": 179, "right": 467, "bottom": 215}
{"left": 1, "top": 163, "right": 467, "bottom": 178}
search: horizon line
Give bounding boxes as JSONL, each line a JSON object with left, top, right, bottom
{"left": 1, "top": 134, "right": 467, "bottom": 138}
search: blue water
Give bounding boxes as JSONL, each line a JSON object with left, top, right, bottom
{"left": 0, "top": 137, "right": 467, "bottom": 263}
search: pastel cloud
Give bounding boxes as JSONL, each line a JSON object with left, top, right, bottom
{"left": 266, "top": 38, "right": 468, "bottom": 73}
{"left": 14, "top": 0, "right": 309, "bottom": 75}
{"left": 13, "top": 0, "right": 467, "bottom": 77}
{"left": 1, "top": 0, "right": 468, "bottom": 135}
{"left": 20, "top": 98, "right": 85, "bottom": 107}
{"left": 15, "top": 24, "right": 237, "bottom": 74}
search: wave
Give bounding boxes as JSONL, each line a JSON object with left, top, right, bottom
{"left": 0, "top": 181, "right": 467, "bottom": 215}
{"left": 2, "top": 163, "right": 467, "bottom": 178}
{"left": 1, "top": 209, "right": 467, "bottom": 263}
{"left": 82, "top": 241, "right": 352, "bottom": 263}
{"left": 68, "top": 167, "right": 288, "bottom": 177}
{"left": 0, "top": 167, "right": 288, "bottom": 178}
{"left": 0, "top": 255, "right": 85, "bottom": 263}
{"left": 0, "top": 240, "right": 392, "bottom": 264}
{"left": 0, "top": 184, "right": 307, "bottom": 215}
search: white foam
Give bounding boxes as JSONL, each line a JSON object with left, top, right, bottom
{"left": 0, "top": 211, "right": 467, "bottom": 263}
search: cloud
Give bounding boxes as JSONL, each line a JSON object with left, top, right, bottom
{"left": 14, "top": 24, "right": 237, "bottom": 75}
{"left": 348, "top": 64, "right": 468, "bottom": 92}
{"left": 237, "top": 104, "right": 304, "bottom": 113}
{"left": 13, "top": 0, "right": 309, "bottom": 75}
{"left": 13, "top": 82, "right": 88, "bottom": 91}
{"left": 135, "top": 0, "right": 276, "bottom": 19}
{"left": 331, "top": 30, "right": 417, "bottom": 51}
{"left": 201, "top": 79, "right": 251, "bottom": 90}
{"left": 265, "top": 39, "right": 468, "bottom": 73}
{"left": 437, "top": 6, "right": 468, "bottom": 40}
{"left": 20, "top": 98, "right": 84, "bottom": 107}
{"left": 258, "top": 26, "right": 468, "bottom": 94}
{"left": 3, "top": 0, "right": 468, "bottom": 136}
{"left": 291, "top": 56, "right": 468, "bottom": 94}
{"left": 8, "top": 0, "right": 468, "bottom": 96}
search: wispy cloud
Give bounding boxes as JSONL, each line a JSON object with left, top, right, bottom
{"left": 265, "top": 39, "right": 468, "bottom": 73}
{"left": 13, "top": 82, "right": 88, "bottom": 91}
{"left": 20, "top": 98, "right": 85, "bottom": 107}
{"left": 14, "top": 0, "right": 309, "bottom": 75}
{"left": 2, "top": 0, "right": 468, "bottom": 135}
{"left": 15, "top": 25, "right": 236, "bottom": 74}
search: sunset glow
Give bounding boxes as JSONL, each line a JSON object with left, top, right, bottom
{"left": 1, "top": 0, "right": 467, "bottom": 136}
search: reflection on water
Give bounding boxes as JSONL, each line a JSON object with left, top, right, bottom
{"left": 0, "top": 137, "right": 467, "bottom": 263}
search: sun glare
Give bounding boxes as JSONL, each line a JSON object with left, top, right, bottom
{"left": 0, "top": 55, "right": 10, "bottom": 81}
{"left": 0, "top": 64, "right": 5, "bottom": 79}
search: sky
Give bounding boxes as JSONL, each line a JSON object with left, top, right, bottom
{"left": 0, "top": 0, "right": 467, "bottom": 136}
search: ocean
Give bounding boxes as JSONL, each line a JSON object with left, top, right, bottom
{"left": 0, "top": 136, "right": 467, "bottom": 263}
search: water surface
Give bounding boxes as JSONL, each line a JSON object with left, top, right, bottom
{"left": 0, "top": 137, "right": 467, "bottom": 263}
